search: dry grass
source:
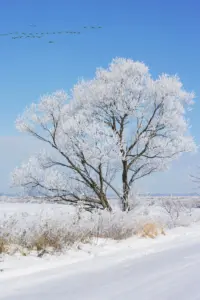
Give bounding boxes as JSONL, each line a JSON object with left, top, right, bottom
{"left": 0, "top": 222, "right": 165, "bottom": 256}
{"left": 0, "top": 216, "right": 137, "bottom": 255}
{"left": 0, "top": 196, "right": 199, "bottom": 256}
{"left": 0, "top": 221, "right": 165, "bottom": 256}
{"left": 95, "top": 225, "right": 136, "bottom": 240}
{"left": 0, "top": 220, "right": 94, "bottom": 256}
{"left": 29, "top": 229, "right": 92, "bottom": 253}
{"left": 137, "top": 223, "right": 166, "bottom": 239}
{"left": 0, "top": 238, "right": 6, "bottom": 254}
{"left": 0, "top": 206, "right": 168, "bottom": 255}
{"left": 0, "top": 238, "right": 8, "bottom": 254}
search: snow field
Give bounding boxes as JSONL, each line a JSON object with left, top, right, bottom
{"left": 1, "top": 195, "right": 200, "bottom": 284}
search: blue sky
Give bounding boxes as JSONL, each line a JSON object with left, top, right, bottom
{"left": 1, "top": 0, "right": 200, "bottom": 194}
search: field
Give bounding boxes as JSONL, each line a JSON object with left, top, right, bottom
{"left": 1, "top": 195, "right": 200, "bottom": 255}
{"left": 1, "top": 195, "right": 200, "bottom": 293}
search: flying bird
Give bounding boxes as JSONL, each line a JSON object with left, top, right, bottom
{"left": 1, "top": 26, "right": 101, "bottom": 42}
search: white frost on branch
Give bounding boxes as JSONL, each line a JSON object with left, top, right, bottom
{"left": 71, "top": 57, "right": 196, "bottom": 166}
{"left": 11, "top": 150, "right": 100, "bottom": 204}
{"left": 12, "top": 57, "right": 197, "bottom": 210}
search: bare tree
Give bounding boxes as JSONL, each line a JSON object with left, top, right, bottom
{"left": 161, "top": 198, "right": 182, "bottom": 226}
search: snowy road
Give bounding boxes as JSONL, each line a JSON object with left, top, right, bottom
{"left": 1, "top": 239, "right": 200, "bottom": 300}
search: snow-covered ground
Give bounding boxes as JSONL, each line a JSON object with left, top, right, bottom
{"left": 1, "top": 197, "right": 200, "bottom": 299}
{"left": 1, "top": 224, "right": 200, "bottom": 299}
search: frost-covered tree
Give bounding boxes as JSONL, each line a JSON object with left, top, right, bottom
{"left": 70, "top": 58, "right": 196, "bottom": 210}
{"left": 12, "top": 58, "right": 196, "bottom": 211}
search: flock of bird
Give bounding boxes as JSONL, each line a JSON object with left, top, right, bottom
{"left": 0, "top": 26, "right": 102, "bottom": 44}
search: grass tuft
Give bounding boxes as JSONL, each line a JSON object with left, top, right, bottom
{"left": 137, "top": 223, "right": 166, "bottom": 239}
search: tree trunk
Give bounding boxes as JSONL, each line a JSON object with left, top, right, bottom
{"left": 122, "top": 160, "right": 130, "bottom": 211}
{"left": 99, "top": 192, "right": 112, "bottom": 212}
{"left": 97, "top": 163, "right": 112, "bottom": 212}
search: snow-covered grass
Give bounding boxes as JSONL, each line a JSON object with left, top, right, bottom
{"left": 0, "top": 195, "right": 200, "bottom": 256}
{"left": 1, "top": 195, "right": 200, "bottom": 279}
{"left": 0, "top": 201, "right": 158, "bottom": 256}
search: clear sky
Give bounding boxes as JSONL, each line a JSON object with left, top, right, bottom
{"left": 1, "top": 0, "right": 200, "bottom": 194}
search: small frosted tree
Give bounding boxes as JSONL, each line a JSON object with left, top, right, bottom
{"left": 12, "top": 58, "right": 196, "bottom": 211}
